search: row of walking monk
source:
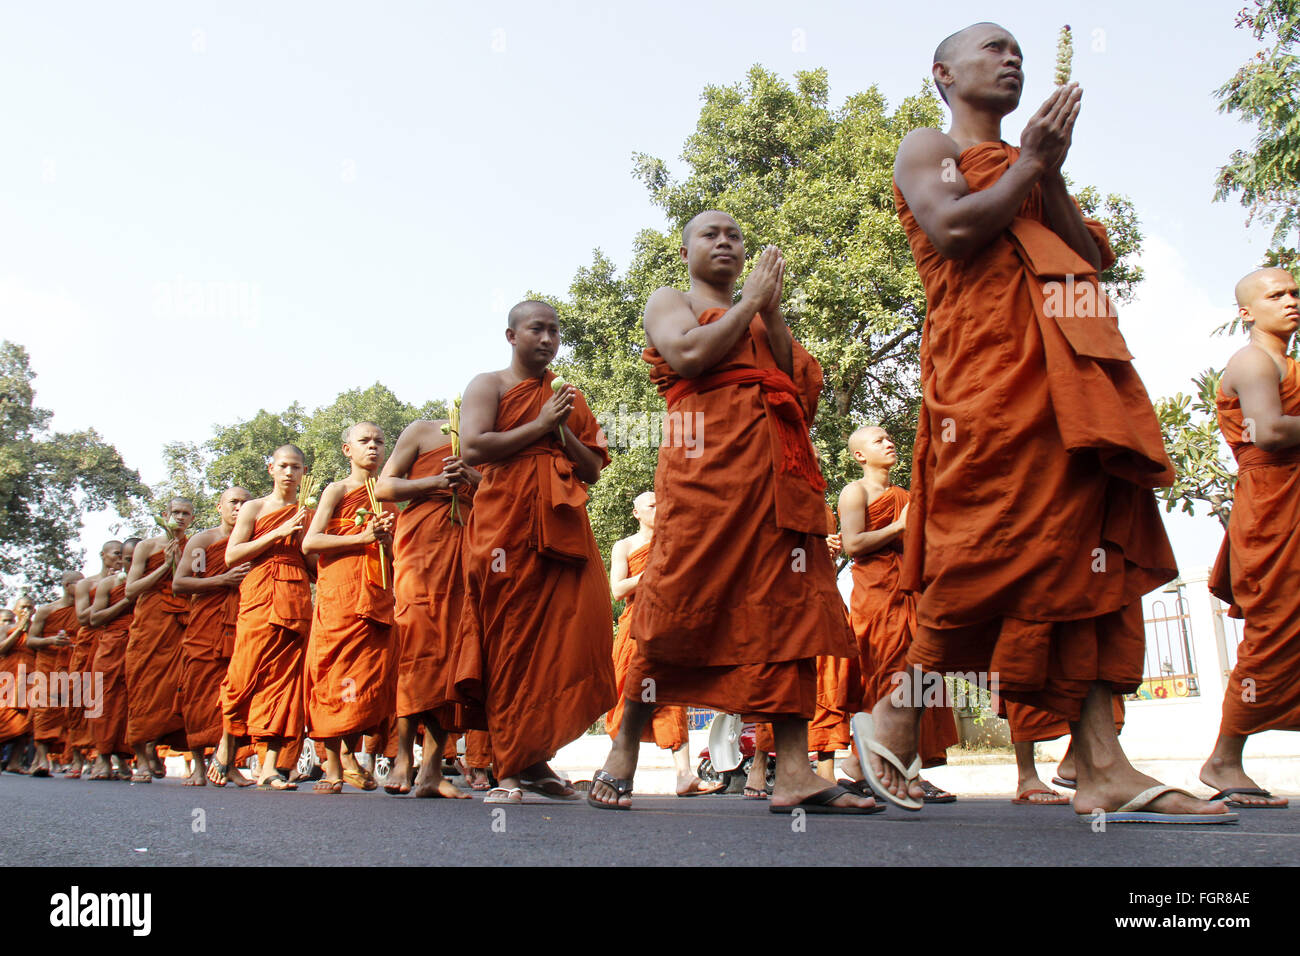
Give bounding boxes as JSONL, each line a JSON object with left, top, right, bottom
{"left": 2, "top": 22, "right": 1298, "bottom": 821}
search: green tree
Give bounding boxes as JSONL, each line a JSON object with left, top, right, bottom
{"left": 1215, "top": 0, "right": 1300, "bottom": 270}
{"left": 1153, "top": 369, "right": 1235, "bottom": 528}
{"left": 0, "top": 341, "right": 149, "bottom": 602}
{"left": 549, "top": 66, "right": 1145, "bottom": 558}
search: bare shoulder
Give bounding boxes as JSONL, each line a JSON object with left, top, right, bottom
{"left": 837, "top": 478, "right": 866, "bottom": 511}
{"left": 895, "top": 127, "right": 959, "bottom": 169}
{"left": 464, "top": 370, "right": 507, "bottom": 402}
{"left": 186, "top": 527, "right": 219, "bottom": 551}
{"left": 643, "top": 287, "right": 696, "bottom": 346}
{"left": 1223, "top": 345, "right": 1284, "bottom": 396}
{"left": 239, "top": 496, "right": 269, "bottom": 521}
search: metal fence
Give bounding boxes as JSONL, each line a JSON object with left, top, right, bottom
{"left": 1127, "top": 596, "right": 1200, "bottom": 700}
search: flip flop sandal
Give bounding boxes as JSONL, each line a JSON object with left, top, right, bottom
{"left": 677, "top": 779, "right": 726, "bottom": 797}
{"left": 837, "top": 778, "right": 875, "bottom": 798}
{"left": 1208, "top": 787, "right": 1289, "bottom": 809}
{"left": 483, "top": 787, "right": 523, "bottom": 804}
{"left": 586, "top": 769, "right": 632, "bottom": 811}
{"left": 313, "top": 779, "right": 343, "bottom": 794}
{"left": 1012, "top": 788, "right": 1070, "bottom": 805}
{"left": 520, "top": 776, "right": 579, "bottom": 800}
{"left": 342, "top": 769, "right": 378, "bottom": 791}
{"left": 256, "top": 777, "right": 298, "bottom": 791}
{"left": 30, "top": 767, "right": 50, "bottom": 778}
{"left": 920, "top": 780, "right": 957, "bottom": 803}
{"left": 769, "top": 783, "right": 885, "bottom": 815}
{"left": 850, "top": 712, "right": 923, "bottom": 811}
{"left": 129, "top": 772, "right": 152, "bottom": 784}
{"left": 743, "top": 786, "right": 768, "bottom": 800}
{"left": 1076, "top": 785, "right": 1240, "bottom": 825}
{"left": 1051, "top": 775, "right": 1077, "bottom": 790}
{"left": 207, "top": 757, "right": 230, "bottom": 787}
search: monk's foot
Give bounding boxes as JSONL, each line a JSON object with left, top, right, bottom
{"left": 863, "top": 701, "right": 924, "bottom": 803}
{"left": 228, "top": 767, "right": 255, "bottom": 787}
{"left": 589, "top": 746, "right": 638, "bottom": 809}
{"left": 771, "top": 764, "right": 876, "bottom": 811}
{"left": 1013, "top": 774, "right": 1068, "bottom": 805}
{"left": 464, "top": 767, "right": 492, "bottom": 791}
{"left": 1199, "top": 757, "right": 1289, "bottom": 808}
{"left": 838, "top": 757, "right": 863, "bottom": 783}
{"left": 256, "top": 774, "right": 297, "bottom": 791}
{"left": 385, "top": 757, "right": 414, "bottom": 795}
{"left": 1056, "top": 758, "right": 1076, "bottom": 783}
{"left": 676, "top": 774, "right": 725, "bottom": 797}
{"left": 1074, "top": 766, "right": 1231, "bottom": 817}
{"left": 414, "top": 777, "right": 470, "bottom": 799}
{"left": 146, "top": 751, "right": 165, "bottom": 777}
{"left": 183, "top": 769, "right": 207, "bottom": 787}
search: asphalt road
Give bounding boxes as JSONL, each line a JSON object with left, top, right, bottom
{"left": 2, "top": 771, "right": 1297, "bottom": 867}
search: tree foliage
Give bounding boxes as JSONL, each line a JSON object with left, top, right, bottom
{"left": 1215, "top": 0, "right": 1300, "bottom": 270}
{"left": 549, "top": 66, "right": 1145, "bottom": 558}
{"left": 0, "top": 341, "right": 149, "bottom": 603}
{"left": 1153, "top": 369, "right": 1235, "bottom": 528}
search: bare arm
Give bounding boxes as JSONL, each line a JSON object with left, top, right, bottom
{"left": 225, "top": 501, "right": 305, "bottom": 567}
{"left": 173, "top": 534, "right": 249, "bottom": 596}
{"left": 838, "top": 483, "right": 906, "bottom": 558}
{"left": 302, "top": 482, "right": 394, "bottom": 556}
{"left": 125, "top": 538, "right": 178, "bottom": 600}
{"left": 1228, "top": 348, "right": 1300, "bottom": 452}
{"left": 609, "top": 539, "right": 640, "bottom": 601}
{"left": 26, "top": 604, "right": 63, "bottom": 650}
{"left": 460, "top": 373, "right": 550, "bottom": 466}
{"left": 74, "top": 580, "right": 95, "bottom": 627}
{"left": 376, "top": 421, "right": 483, "bottom": 501}
{"left": 90, "top": 582, "right": 131, "bottom": 628}
{"left": 893, "top": 87, "right": 1081, "bottom": 260}
{"left": 643, "top": 248, "right": 782, "bottom": 379}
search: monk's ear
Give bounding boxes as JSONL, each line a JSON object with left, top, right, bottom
{"left": 505, "top": 326, "right": 517, "bottom": 346}
{"left": 933, "top": 63, "right": 952, "bottom": 101}
{"left": 679, "top": 245, "right": 689, "bottom": 263}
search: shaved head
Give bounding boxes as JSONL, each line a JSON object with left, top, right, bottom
{"left": 508, "top": 300, "right": 556, "bottom": 330}
{"left": 1235, "top": 268, "right": 1296, "bottom": 308}
{"left": 219, "top": 486, "right": 250, "bottom": 506}
{"left": 271, "top": 444, "right": 305, "bottom": 464}
{"left": 633, "top": 491, "right": 655, "bottom": 511}
{"left": 100, "top": 539, "right": 121, "bottom": 557}
{"left": 341, "top": 421, "right": 383, "bottom": 444}
{"left": 848, "top": 425, "right": 888, "bottom": 456}
{"left": 168, "top": 496, "right": 193, "bottom": 510}
{"left": 683, "top": 210, "right": 741, "bottom": 246}
{"left": 932, "top": 21, "right": 1014, "bottom": 105}
{"left": 61, "top": 570, "right": 84, "bottom": 587}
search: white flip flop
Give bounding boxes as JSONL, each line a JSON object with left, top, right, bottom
{"left": 850, "top": 712, "right": 923, "bottom": 811}
{"left": 1076, "top": 785, "right": 1239, "bottom": 825}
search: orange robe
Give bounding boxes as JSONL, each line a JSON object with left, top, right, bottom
{"left": 628, "top": 310, "right": 856, "bottom": 720}
{"left": 455, "top": 372, "right": 617, "bottom": 775}
{"left": 125, "top": 547, "right": 190, "bottom": 749}
{"left": 90, "top": 580, "right": 134, "bottom": 756}
{"left": 846, "top": 486, "right": 957, "bottom": 766}
{"left": 0, "top": 626, "right": 34, "bottom": 744}
{"left": 606, "top": 540, "right": 689, "bottom": 751}
{"left": 221, "top": 503, "right": 313, "bottom": 745}
{"left": 1209, "top": 357, "right": 1300, "bottom": 735}
{"left": 808, "top": 656, "right": 852, "bottom": 753}
{"left": 32, "top": 603, "right": 80, "bottom": 754}
{"left": 304, "top": 486, "right": 398, "bottom": 739}
{"left": 894, "top": 142, "right": 1177, "bottom": 720}
{"left": 65, "top": 582, "right": 102, "bottom": 752}
{"left": 394, "top": 444, "right": 478, "bottom": 729}
{"left": 179, "top": 538, "right": 241, "bottom": 750}
{"left": 465, "top": 730, "right": 492, "bottom": 768}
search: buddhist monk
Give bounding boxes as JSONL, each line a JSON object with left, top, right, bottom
{"left": 589, "top": 213, "right": 875, "bottom": 814}
{"left": 26, "top": 571, "right": 84, "bottom": 777}
{"left": 221, "top": 444, "right": 314, "bottom": 790}
{"left": 123, "top": 497, "right": 194, "bottom": 781}
{"left": 463, "top": 730, "right": 494, "bottom": 790}
{"left": 302, "top": 422, "right": 399, "bottom": 794}
{"left": 457, "top": 299, "right": 618, "bottom": 804}
{"left": 1202, "top": 266, "right": 1300, "bottom": 809}
{"left": 878, "top": 23, "right": 1230, "bottom": 822}
{"left": 88, "top": 538, "right": 139, "bottom": 781}
{"left": 172, "top": 487, "right": 254, "bottom": 787}
{"left": 808, "top": 522, "right": 854, "bottom": 785}
{"left": 65, "top": 541, "right": 124, "bottom": 777}
{"left": 375, "top": 414, "right": 482, "bottom": 799}
{"left": 606, "top": 491, "right": 722, "bottom": 796}
{"left": 0, "top": 601, "right": 35, "bottom": 773}
{"left": 837, "top": 426, "right": 958, "bottom": 803}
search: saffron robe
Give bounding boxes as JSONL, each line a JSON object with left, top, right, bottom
{"left": 179, "top": 538, "right": 241, "bottom": 750}
{"left": 455, "top": 372, "right": 617, "bottom": 775}
{"left": 125, "top": 547, "right": 189, "bottom": 748}
{"left": 627, "top": 309, "right": 855, "bottom": 720}
{"left": 304, "top": 486, "right": 398, "bottom": 739}
{"left": 32, "top": 603, "right": 80, "bottom": 749}
{"left": 90, "top": 580, "right": 134, "bottom": 756}
{"left": 1210, "top": 356, "right": 1300, "bottom": 735}
{"left": 895, "top": 142, "right": 1177, "bottom": 720}
{"left": 221, "top": 503, "right": 313, "bottom": 744}
{"left": 606, "top": 540, "right": 689, "bottom": 752}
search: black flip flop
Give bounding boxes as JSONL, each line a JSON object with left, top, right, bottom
{"left": 769, "top": 783, "right": 885, "bottom": 815}
{"left": 1209, "top": 786, "right": 1288, "bottom": 809}
{"left": 586, "top": 769, "right": 632, "bottom": 811}
{"left": 920, "top": 780, "right": 957, "bottom": 803}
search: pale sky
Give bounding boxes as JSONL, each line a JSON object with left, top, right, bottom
{"left": 0, "top": 1, "right": 1263, "bottom": 585}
